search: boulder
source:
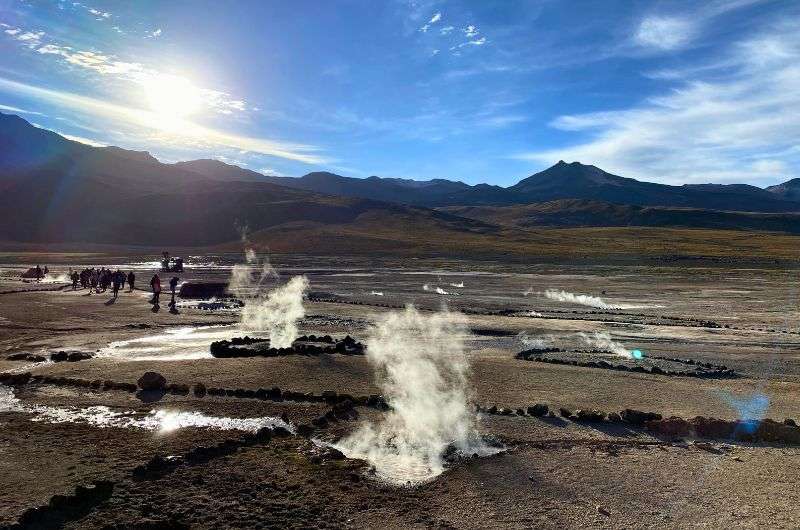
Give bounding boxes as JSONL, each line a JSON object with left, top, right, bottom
{"left": 527, "top": 404, "right": 549, "bottom": 417}
{"left": 193, "top": 383, "right": 207, "bottom": 398}
{"left": 137, "top": 371, "right": 167, "bottom": 391}
{"left": 574, "top": 409, "right": 605, "bottom": 423}
{"left": 297, "top": 424, "right": 315, "bottom": 438}
{"left": 620, "top": 409, "right": 662, "bottom": 426}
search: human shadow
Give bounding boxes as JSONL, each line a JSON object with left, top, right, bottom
{"left": 104, "top": 297, "right": 117, "bottom": 306}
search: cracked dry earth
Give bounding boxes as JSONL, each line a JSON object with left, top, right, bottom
{"left": 1, "top": 256, "right": 799, "bottom": 528}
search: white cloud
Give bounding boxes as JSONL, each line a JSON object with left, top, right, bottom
{"left": 419, "top": 24, "right": 430, "bottom": 33}
{"left": 88, "top": 8, "right": 111, "bottom": 18}
{"left": 429, "top": 12, "right": 441, "bottom": 24}
{"left": 464, "top": 25, "right": 479, "bottom": 37}
{"left": 440, "top": 25, "right": 454, "bottom": 35}
{"left": 61, "top": 133, "right": 106, "bottom": 146}
{"left": 0, "top": 104, "right": 45, "bottom": 116}
{"left": 3, "top": 26, "right": 249, "bottom": 118}
{"left": 151, "top": 28, "right": 162, "bottom": 37}
{"left": 635, "top": 16, "right": 695, "bottom": 50}
{"left": 4, "top": 28, "right": 20, "bottom": 36}
{"left": 512, "top": 24, "right": 800, "bottom": 185}
{"left": 0, "top": 76, "right": 328, "bottom": 164}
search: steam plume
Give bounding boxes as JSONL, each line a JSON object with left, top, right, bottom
{"left": 229, "top": 250, "right": 309, "bottom": 348}
{"left": 423, "top": 284, "right": 453, "bottom": 295}
{"left": 337, "top": 305, "right": 486, "bottom": 484}
{"left": 540, "top": 289, "right": 661, "bottom": 310}
{"left": 517, "top": 331, "right": 552, "bottom": 349}
{"left": 578, "top": 331, "right": 639, "bottom": 359}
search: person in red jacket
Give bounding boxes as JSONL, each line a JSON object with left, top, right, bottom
{"left": 149, "top": 274, "right": 161, "bottom": 305}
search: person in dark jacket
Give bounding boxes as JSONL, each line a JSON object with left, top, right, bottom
{"left": 127, "top": 271, "right": 135, "bottom": 292}
{"left": 150, "top": 274, "right": 161, "bottom": 305}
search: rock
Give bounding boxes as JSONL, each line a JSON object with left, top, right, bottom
{"left": 193, "top": 383, "right": 207, "bottom": 397}
{"left": 137, "top": 371, "right": 166, "bottom": 391}
{"left": 691, "top": 416, "right": 734, "bottom": 439}
{"left": 273, "top": 426, "right": 291, "bottom": 437}
{"left": 297, "top": 424, "right": 315, "bottom": 438}
{"left": 597, "top": 505, "right": 611, "bottom": 516}
{"left": 606, "top": 412, "right": 622, "bottom": 423}
{"left": 7, "top": 352, "right": 45, "bottom": 362}
{"left": 49, "top": 351, "right": 68, "bottom": 362}
{"left": 559, "top": 407, "right": 574, "bottom": 419}
{"left": 620, "top": 409, "right": 662, "bottom": 426}
{"left": 784, "top": 418, "right": 797, "bottom": 427}
{"left": 646, "top": 417, "right": 692, "bottom": 437}
{"left": 67, "top": 351, "right": 93, "bottom": 362}
{"left": 574, "top": 409, "right": 605, "bottom": 423}
{"left": 321, "top": 447, "right": 346, "bottom": 460}
{"left": 527, "top": 404, "right": 549, "bottom": 417}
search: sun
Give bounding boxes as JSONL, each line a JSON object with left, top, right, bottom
{"left": 140, "top": 74, "right": 203, "bottom": 124}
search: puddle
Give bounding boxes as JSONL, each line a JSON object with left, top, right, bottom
{"left": 0, "top": 384, "right": 291, "bottom": 434}
{"left": 99, "top": 325, "right": 268, "bottom": 361}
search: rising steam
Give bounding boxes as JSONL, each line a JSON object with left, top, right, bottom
{"left": 337, "top": 305, "right": 487, "bottom": 484}
{"left": 423, "top": 284, "right": 453, "bottom": 295}
{"left": 578, "top": 331, "right": 642, "bottom": 359}
{"left": 229, "top": 249, "right": 309, "bottom": 348}
{"left": 517, "top": 331, "right": 553, "bottom": 349}
{"left": 540, "top": 289, "right": 661, "bottom": 310}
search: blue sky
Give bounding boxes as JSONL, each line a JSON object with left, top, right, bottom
{"left": 0, "top": 0, "right": 797, "bottom": 186}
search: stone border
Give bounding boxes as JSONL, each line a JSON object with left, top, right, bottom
{"left": 478, "top": 403, "right": 800, "bottom": 445}
{"left": 209, "top": 334, "right": 365, "bottom": 358}
{"left": 515, "top": 348, "right": 738, "bottom": 379}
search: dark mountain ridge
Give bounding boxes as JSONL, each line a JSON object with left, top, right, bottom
{"left": 2, "top": 112, "right": 799, "bottom": 248}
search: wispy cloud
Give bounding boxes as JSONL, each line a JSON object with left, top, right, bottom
{"left": 512, "top": 22, "right": 800, "bottom": 185}
{"left": 634, "top": 16, "right": 695, "bottom": 51}
{"left": 464, "top": 25, "right": 479, "bottom": 37}
{"left": 0, "top": 77, "right": 328, "bottom": 164}
{"left": 2, "top": 26, "right": 249, "bottom": 117}
{"left": 0, "top": 103, "right": 45, "bottom": 116}
{"left": 429, "top": 12, "right": 442, "bottom": 24}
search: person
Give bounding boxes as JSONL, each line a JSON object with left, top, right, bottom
{"left": 111, "top": 270, "right": 122, "bottom": 299}
{"left": 150, "top": 273, "right": 161, "bottom": 305}
{"left": 35, "top": 265, "right": 42, "bottom": 281}
{"left": 127, "top": 271, "right": 135, "bottom": 292}
{"left": 89, "top": 268, "right": 98, "bottom": 294}
{"left": 120, "top": 271, "right": 126, "bottom": 291}
{"left": 71, "top": 270, "right": 79, "bottom": 290}
{"left": 169, "top": 276, "right": 179, "bottom": 296}
{"left": 43, "top": 265, "right": 48, "bottom": 276}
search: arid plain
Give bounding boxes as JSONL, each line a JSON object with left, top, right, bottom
{"left": 1, "top": 251, "right": 799, "bottom": 529}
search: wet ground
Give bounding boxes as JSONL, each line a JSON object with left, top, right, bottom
{"left": 0, "top": 253, "right": 799, "bottom": 528}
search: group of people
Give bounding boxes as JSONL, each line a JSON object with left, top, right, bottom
{"left": 148, "top": 273, "right": 181, "bottom": 312}
{"left": 56, "top": 266, "right": 182, "bottom": 311}
{"left": 71, "top": 267, "right": 135, "bottom": 298}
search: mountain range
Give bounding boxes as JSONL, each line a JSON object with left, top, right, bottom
{"left": 1, "top": 111, "right": 799, "bottom": 254}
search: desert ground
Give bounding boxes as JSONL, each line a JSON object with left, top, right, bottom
{"left": 1, "top": 251, "right": 799, "bottom": 529}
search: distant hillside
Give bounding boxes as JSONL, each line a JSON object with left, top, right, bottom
{"left": 2, "top": 112, "right": 800, "bottom": 256}
{"left": 443, "top": 199, "right": 800, "bottom": 234}
{"left": 767, "top": 178, "right": 800, "bottom": 202}
{"left": 201, "top": 158, "right": 800, "bottom": 212}
{"left": 0, "top": 113, "right": 500, "bottom": 247}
